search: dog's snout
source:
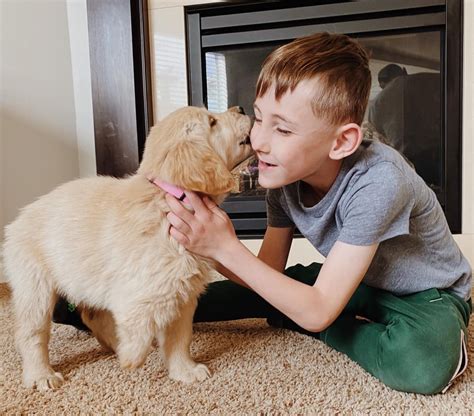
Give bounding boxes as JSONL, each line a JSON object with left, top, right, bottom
{"left": 239, "top": 135, "right": 251, "bottom": 146}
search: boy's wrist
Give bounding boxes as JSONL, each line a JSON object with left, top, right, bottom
{"left": 215, "top": 238, "right": 246, "bottom": 267}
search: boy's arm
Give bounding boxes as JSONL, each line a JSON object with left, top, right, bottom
{"left": 258, "top": 226, "right": 294, "bottom": 272}
{"left": 216, "top": 226, "right": 295, "bottom": 289}
{"left": 217, "top": 239, "right": 378, "bottom": 332}
{"left": 166, "top": 191, "right": 378, "bottom": 332}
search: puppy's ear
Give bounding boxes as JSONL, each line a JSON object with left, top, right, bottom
{"left": 161, "top": 141, "right": 235, "bottom": 195}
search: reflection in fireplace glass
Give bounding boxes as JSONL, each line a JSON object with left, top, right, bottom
{"left": 206, "top": 52, "right": 228, "bottom": 113}
{"left": 360, "top": 31, "right": 441, "bottom": 195}
{"left": 205, "top": 30, "right": 442, "bottom": 199}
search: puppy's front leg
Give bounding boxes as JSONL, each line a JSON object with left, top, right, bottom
{"left": 157, "top": 299, "right": 211, "bottom": 383}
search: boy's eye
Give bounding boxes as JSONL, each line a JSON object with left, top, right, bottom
{"left": 254, "top": 117, "right": 262, "bottom": 124}
{"left": 276, "top": 127, "right": 292, "bottom": 135}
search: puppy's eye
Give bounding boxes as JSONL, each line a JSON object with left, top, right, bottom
{"left": 209, "top": 116, "right": 217, "bottom": 127}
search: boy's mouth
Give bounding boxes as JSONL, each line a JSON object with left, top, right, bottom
{"left": 258, "top": 159, "right": 277, "bottom": 169}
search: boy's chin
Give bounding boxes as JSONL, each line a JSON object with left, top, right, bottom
{"left": 257, "top": 175, "right": 287, "bottom": 189}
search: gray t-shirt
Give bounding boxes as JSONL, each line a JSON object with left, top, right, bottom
{"left": 267, "top": 139, "right": 472, "bottom": 300}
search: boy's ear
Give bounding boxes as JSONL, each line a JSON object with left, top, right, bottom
{"left": 329, "top": 123, "right": 363, "bottom": 160}
{"left": 160, "top": 141, "right": 235, "bottom": 195}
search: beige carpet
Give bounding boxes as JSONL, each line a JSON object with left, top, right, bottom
{"left": 1, "top": 283, "right": 473, "bottom": 415}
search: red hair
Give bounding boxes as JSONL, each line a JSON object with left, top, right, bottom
{"left": 256, "top": 32, "right": 371, "bottom": 125}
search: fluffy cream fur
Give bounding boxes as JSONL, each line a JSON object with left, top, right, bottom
{"left": 3, "top": 106, "right": 252, "bottom": 390}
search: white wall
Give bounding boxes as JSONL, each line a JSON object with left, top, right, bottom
{"left": 1, "top": 0, "right": 78, "bottom": 225}
{"left": 464, "top": 0, "right": 474, "bottom": 238}
{"left": 67, "top": 0, "right": 96, "bottom": 179}
{"left": 0, "top": 0, "right": 95, "bottom": 282}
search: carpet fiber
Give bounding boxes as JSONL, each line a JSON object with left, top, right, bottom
{"left": 1, "top": 283, "right": 473, "bottom": 414}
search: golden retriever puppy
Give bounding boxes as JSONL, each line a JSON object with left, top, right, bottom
{"left": 3, "top": 106, "right": 253, "bottom": 390}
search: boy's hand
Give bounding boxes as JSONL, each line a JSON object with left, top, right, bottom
{"left": 165, "top": 191, "right": 238, "bottom": 261}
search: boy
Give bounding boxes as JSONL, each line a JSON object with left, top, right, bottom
{"left": 164, "top": 32, "right": 472, "bottom": 395}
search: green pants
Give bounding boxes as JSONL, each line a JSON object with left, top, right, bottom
{"left": 194, "top": 263, "right": 472, "bottom": 395}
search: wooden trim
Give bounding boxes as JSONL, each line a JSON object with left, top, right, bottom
{"left": 87, "top": 0, "right": 153, "bottom": 177}
{"left": 131, "top": 0, "right": 154, "bottom": 159}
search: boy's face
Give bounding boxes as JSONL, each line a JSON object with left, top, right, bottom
{"left": 251, "top": 80, "right": 339, "bottom": 190}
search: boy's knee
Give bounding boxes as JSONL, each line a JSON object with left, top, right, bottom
{"left": 381, "top": 323, "right": 464, "bottom": 395}
{"left": 390, "top": 359, "right": 451, "bottom": 395}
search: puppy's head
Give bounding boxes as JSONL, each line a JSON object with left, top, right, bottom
{"left": 138, "top": 106, "right": 253, "bottom": 196}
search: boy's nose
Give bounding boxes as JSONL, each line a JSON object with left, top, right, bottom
{"left": 250, "top": 126, "right": 270, "bottom": 153}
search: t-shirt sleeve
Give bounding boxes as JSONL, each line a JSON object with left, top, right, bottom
{"left": 266, "top": 188, "right": 294, "bottom": 228}
{"left": 338, "top": 162, "right": 415, "bottom": 246}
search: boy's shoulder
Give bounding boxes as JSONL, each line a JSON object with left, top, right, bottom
{"left": 350, "top": 138, "right": 412, "bottom": 176}
{"left": 343, "top": 139, "right": 416, "bottom": 191}
{"left": 334, "top": 138, "right": 441, "bottom": 237}
{"left": 338, "top": 140, "right": 416, "bottom": 212}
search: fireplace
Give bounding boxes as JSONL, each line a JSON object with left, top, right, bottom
{"left": 184, "top": 0, "right": 463, "bottom": 237}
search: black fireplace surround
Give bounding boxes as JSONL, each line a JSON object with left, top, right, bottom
{"left": 183, "top": 0, "right": 463, "bottom": 238}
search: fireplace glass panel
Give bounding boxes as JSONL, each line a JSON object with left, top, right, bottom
{"left": 204, "top": 30, "right": 443, "bottom": 201}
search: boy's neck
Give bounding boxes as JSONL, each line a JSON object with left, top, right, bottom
{"left": 302, "top": 159, "right": 343, "bottom": 202}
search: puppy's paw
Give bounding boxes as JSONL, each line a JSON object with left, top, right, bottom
{"left": 118, "top": 342, "right": 151, "bottom": 370}
{"left": 119, "top": 355, "right": 147, "bottom": 370}
{"left": 169, "top": 362, "right": 211, "bottom": 383}
{"left": 24, "top": 371, "right": 64, "bottom": 391}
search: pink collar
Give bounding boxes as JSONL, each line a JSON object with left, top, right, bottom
{"left": 149, "top": 178, "right": 190, "bottom": 204}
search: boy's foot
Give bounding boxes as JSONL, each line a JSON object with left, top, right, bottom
{"left": 52, "top": 297, "right": 90, "bottom": 332}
